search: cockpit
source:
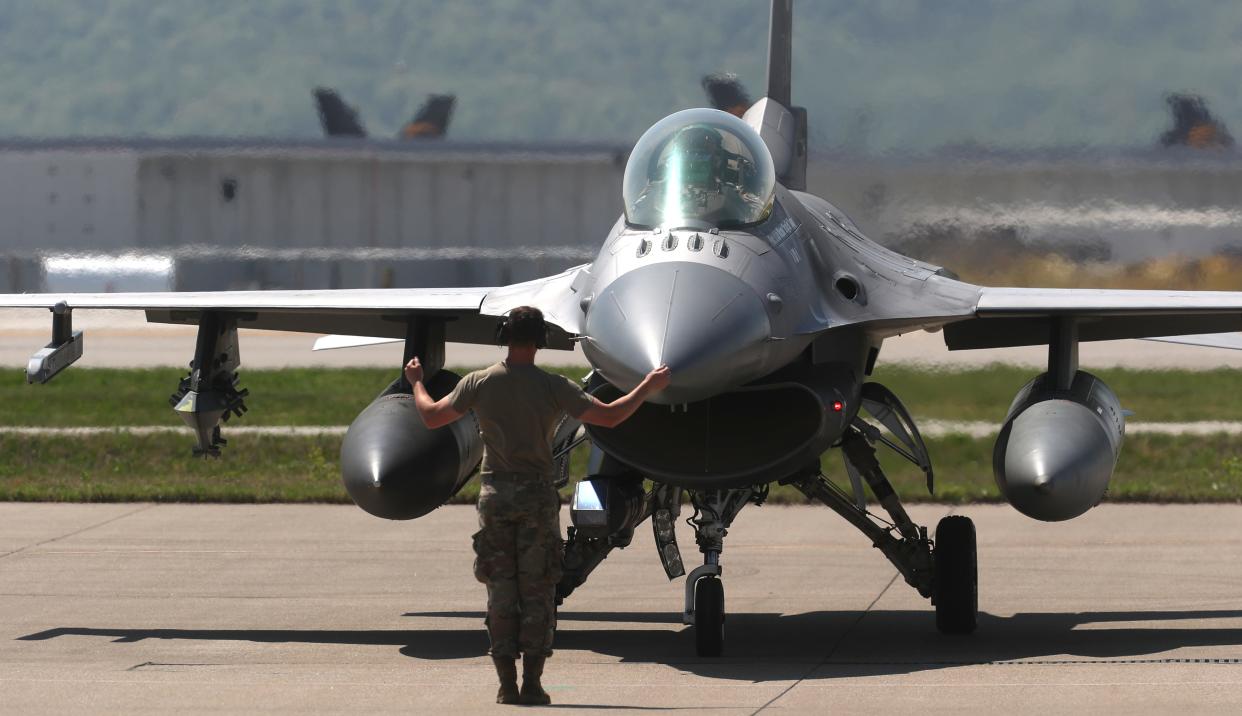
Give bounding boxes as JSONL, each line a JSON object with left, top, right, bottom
{"left": 623, "top": 108, "right": 776, "bottom": 231}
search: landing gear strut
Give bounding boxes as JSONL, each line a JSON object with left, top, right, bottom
{"left": 683, "top": 486, "right": 765, "bottom": 656}
{"left": 788, "top": 424, "right": 977, "bottom": 635}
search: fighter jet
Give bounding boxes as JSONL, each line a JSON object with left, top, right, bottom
{"left": 8, "top": 0, "right": 1242, "bottom": 656}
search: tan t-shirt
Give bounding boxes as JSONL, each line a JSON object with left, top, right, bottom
{"left": 446, "top": 362, "right": 594, "bottom": 476}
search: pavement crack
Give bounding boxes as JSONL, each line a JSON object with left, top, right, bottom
{"left": 751, "top": 571, "right": 902, "bottom": 715}
{"left": 0, "top": 504, "right": 155, "bottom": 563}
{"left": 751, "top": 506, "right": 956, "bottom": 714}
{"left": 129, "top": 662, "right": 221, "bottom": 671}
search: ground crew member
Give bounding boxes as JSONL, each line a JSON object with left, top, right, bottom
{"left": 404, "top": 306, "right": 671, "bottom": 705}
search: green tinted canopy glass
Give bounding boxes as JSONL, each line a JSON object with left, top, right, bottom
{"left": 623, "top": 108, "right": 776, "bottom": 230}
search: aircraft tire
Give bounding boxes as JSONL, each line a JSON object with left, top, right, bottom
{"left": 694, "top": 576, "right": 725, "bottom": 657}
{"left": 933, "top": 515, "right": 978, "bottom": 634}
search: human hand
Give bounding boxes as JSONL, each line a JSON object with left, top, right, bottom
{"left": 404, "top": 357, "right": 424, "bottom": 385}
{"left": 641, "top": 365, "right": 671, "bottom": 394}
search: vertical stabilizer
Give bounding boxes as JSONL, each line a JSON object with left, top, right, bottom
{"left": 313, "top": 87, "right": 367, "bottom": 138}
{"left": 702, "top": 73, "right": 752, "bottom": 117}
{"left": 746, "top": 0, "right": 806, "bottom": 190}
{"left": 400, "top": 94, "right": 456, "bottom": 139}
{"left": 766, "top": 0, "right": 793, "bottom": 108}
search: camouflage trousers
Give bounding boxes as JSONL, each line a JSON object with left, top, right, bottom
{"left": 472, "top": 473, "right": 563, "bottom": 658}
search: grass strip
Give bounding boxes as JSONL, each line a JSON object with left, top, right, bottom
{"left": 4, "top": 433, "right": 1242, "bottom": 505}
{"left": 869, "top": 364, "right": 1242, "bottom": 423}
{"left": 0, "top": 367, "right": 589, "bottom": 427}
{"left": 4, "top": 366, "right": 1241, "bottom": 427}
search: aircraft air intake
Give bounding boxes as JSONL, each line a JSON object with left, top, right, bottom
{"left": 339, "top": 371, "right": 482, "bottom": 520}
{"left": 993, "top": 371, "right": 1125, "bottom": 521}
{"left": 583, "top": 364, "right": 856, "bottom": 488}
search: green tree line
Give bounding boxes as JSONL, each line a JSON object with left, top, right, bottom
{"left": 0, "top": 1, "right": 1239, "bottom": 150}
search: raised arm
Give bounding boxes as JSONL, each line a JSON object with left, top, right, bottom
{"left": 578, "top": 366, "right": 671, "bottom": 428}
{"left": 404, "top": 358, "right": 465, "bottom": 429}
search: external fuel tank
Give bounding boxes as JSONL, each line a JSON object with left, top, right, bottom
{"left": 993, "top": 370, "right": 1125, "bottom": 522}
{"left": 339, "top": 370, "right": 482, "bottom": 520}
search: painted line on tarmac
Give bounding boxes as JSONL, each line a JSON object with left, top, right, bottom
{"left": 3, "top": 422, "right": 1242, "bottom": 438}
{"left": 920, "top": 420, "right": 1242, "bottom": 438}
{"left": 0, "top": 426, "right": 348, "bottom": 436}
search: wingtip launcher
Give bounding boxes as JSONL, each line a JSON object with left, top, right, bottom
{"left": 26, "top": 302, "right": 83, "bottom": 384}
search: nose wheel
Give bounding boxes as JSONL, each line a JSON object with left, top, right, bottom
{"left": 692, "top": 575, "right": 725, "bottom": 657}
{"left": 682, "top": 487, "right": 762, "bottom": 657}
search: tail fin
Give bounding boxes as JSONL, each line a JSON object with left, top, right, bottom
{"left": 313, "top": 87, "right": 367, "bottom": 138}
{"left": 702, "top": 73, "right": 752, "bottom": 118}
{"left": 766, "top": 0, "right": 792, "bottom": 107}
{"left": 400, "top": 94, "right": 456, "bottom": 139}
{"left": 744, "top": 0, "right": 806, "bottom": 190}
{"left": 1160, "top": 93, "right": 1234, "bottom": 149}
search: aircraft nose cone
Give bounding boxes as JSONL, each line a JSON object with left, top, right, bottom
{"left": 582, "top": 261, "right": 770, "bottom": 404}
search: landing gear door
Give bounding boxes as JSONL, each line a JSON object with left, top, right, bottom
{"left": 860, "top": 382, "right": 934, "bottom": 494}
{"left": 551, "top": 416, "right": 585, "bottom": 490}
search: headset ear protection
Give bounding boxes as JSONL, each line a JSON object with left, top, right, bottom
{"left": 494, "top": 314, "right": 511, "bottom": 346}
{"left": 495, "top": 311, "right": 548, "bottom": 349}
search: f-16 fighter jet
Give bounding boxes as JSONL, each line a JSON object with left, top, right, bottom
{"left": 8, "top": 1, "right": 1242, "bottom": 656}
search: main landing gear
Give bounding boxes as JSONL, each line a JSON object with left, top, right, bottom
{"left": 933, "top": 515, "right": 978, "bottom": 634}
{"left": 788, "top": 425, "right": 978, "bottom": 636}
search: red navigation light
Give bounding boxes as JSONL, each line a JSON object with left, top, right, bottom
{"left": 832, "top": 400, "right": 844, "bottom": 412}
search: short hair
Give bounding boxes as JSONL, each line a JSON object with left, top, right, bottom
{"left": 505, "top": 306, "right": 546, "bottom": 347}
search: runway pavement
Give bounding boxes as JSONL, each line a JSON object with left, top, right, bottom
{"left": 3, "top": 503, "right": 1242, "bottom": 713}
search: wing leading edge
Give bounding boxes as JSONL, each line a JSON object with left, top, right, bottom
{"left": 0, "top": 264, "right": 592, "bottom": 348}
{"left": 943, "top": 286, "right": 1242, "bottom": 350}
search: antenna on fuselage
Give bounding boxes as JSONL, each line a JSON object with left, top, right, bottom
{"left": 745, "top": 0, "right": 807, "bottom": 191}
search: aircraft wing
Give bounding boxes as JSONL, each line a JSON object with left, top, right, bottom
{"left": 1145, "top": 332, "right": 1242, "bottom": 350}
{"left": 942, "top": 286, "right": 1242, "bottom": 350}
{"left": 0, "top": 264, "right": 591, "bottom": 348}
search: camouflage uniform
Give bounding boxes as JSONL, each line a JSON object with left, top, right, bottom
{"left": 445, "top": 361, "right": 592, "bottom": 659}
{"left": 473, "top": 473, "right": 563, "bottom": 658}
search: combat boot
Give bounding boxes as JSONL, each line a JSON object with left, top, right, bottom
{"left": 492, "top": 655, "right": 520, "bottom": 704}
{"left": 520, "top": 654, "right": 551, "bottom": 705}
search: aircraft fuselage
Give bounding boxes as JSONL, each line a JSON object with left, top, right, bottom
{"left": 577, "top": 186, "right": 887, "bottom": 489}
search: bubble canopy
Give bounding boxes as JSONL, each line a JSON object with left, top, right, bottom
{"left": 623, "top": 108, "right": 777, "bottom": 231}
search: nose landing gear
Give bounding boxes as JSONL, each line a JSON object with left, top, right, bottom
{"left": 683, "top": 487, "right": 765, "bottom": 657}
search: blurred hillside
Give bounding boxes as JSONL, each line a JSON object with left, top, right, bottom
{"left": 2, "top": 1, "right": 1242, "bottom": 150}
